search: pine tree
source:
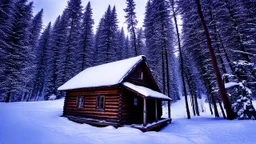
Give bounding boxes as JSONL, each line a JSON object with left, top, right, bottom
{"left": 24, "top": 9, "right": 43, "bottom": 101}
{"left": 47, "top": 12, "right": 68, "bottom": 99}
{"left": 62, "top": 0, "right": 83, "bottom": 82}
{"left": 1, "top": 0, "right": 33, "bottom": 102}
{"left": 196, "top": 0, "right": 235, "bottom": 119}
{"left": 94, "top": 16, "right": 105, "bottom": 65}
{"left": 124, "top": 35, "right": 131, "bottom": 58}
{"left": 97, "top": 5, "right": 119, "bottom": 63}
{"left": 136, "top": 28, "right": 145, "bottom": 55}
{"left": 31, "top": 23, "right": 51, "bottom": 101}
{"left": 117, "top": 27, "right": 126, "bottom": 60}
{"left": 79, "top": 2, "right": 94, "bottom": 70}
{"left": 0, "top": 0, "right": 15, "bottom": 101}
{"left": 124, "top": 0, "right": 138, "bottom": 56}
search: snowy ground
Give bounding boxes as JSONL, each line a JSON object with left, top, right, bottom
{"left": 0, "top": 98, "right": 256, "bottom": 144}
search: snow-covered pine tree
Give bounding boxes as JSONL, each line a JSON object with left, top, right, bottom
{"left": 179, "top": 0, "right": 222, "bottom": 117}
{"left": 23, "top": 9, "right": 43, "bottom": 101}
{"left": 0, "top": 0, "right": 15, "bottom": 101}
{"left": 136, "top": 28, "right": 145, "bottom": 56}
{"left": 110, "top": 6, "right": 119, "bottom": 61}
{"left": 215, "top": 0, "right": 255, "bottom": 64}
{"left": 144, "top": 0, "right": 174, "bottom": 95}
{"left": 117, "top": 27, "right": 126, "bottom": 60}
{"left": 96, "top": 5, "right": 119, "bottom": 63}
{"left": 124, "top": 35, "right": 131, "bottom": 59}
{"left": 30, "top": 22, "right": 51, "bottom": 101}
{"left": 230, "top": 61, "right": 256, "bottom": 119}
{"left": 1, "top": 0, "right": 33, "bottom": 102}
{"left": 79, "top": 2, "right": 94, "bottom": 71}
{"left": 94, "top": 16, "right": 105, "bottom": 66}
{"left": 124, "top": 0, "right": 138, "bottom": 56}
{"left": 62, "top": 0, "right": 83, "bottom": 83}
{"left": 46, "top": 12, "right": 68, "bottom": 99}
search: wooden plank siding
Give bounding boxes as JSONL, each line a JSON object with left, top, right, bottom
{"left": 63, "top": 87, "right": 121, "bottom": 124}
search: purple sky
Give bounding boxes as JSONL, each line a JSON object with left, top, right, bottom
{"left": 31, "top": 0, "right": 147, "bottom": 33}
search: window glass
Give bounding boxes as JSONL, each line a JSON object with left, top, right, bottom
{"left": 96, "top": 96, "right": 105, "bottom": 110}
{"left": 138, "top": 71, "right": 143, "bottom": 80}
{"left": 134, "top": 97, "right": 138, "bottom": 106}
{"left": 77, "top": 96, "right": 84, "bottom": 108}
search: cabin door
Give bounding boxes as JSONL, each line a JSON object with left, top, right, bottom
{"left": 131, "top": 96, "right": 143, "bottom": 124}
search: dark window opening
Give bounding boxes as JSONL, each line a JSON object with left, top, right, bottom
{"left": 96, "top": 96, "right": 105, "bottom": 110}
{"left": 138, "top": 71, "right": 143, "bottom": 80}
{"left": 134, "top": 97, "right": 138, "bottom": 106}
{"left": 77, "top": 96, "right": 84, "bottom": 108}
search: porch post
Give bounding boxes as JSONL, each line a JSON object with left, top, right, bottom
{"left": 143, "top": 98, "right": 147, "bottom": 126}
{"left": 155, "top": 99, "right": 158, "bottom": 121}
{"left": 168, "top": 100, "right": 171, "bottom": 118}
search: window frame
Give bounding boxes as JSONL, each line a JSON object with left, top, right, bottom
{"left": 96, "top": 95, "right": 105, "bottom": 111}
{"left": 77, "top": 96, "right": 84, "bottom": 108}
{"left": 138, "top": 71, "right": 143, "bottom": 80}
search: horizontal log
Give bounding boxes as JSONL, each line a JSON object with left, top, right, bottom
{"left": 105, "top": 105, "right": 119, "bottom": 109}
{"left": 64, "top": 107, "right": 119, "bottom": 115}
{"left": 67, "top": 90, "right": 119, "bottom": 96}
{"left": 64, "top": 112, "right": 119, "bottom": 119}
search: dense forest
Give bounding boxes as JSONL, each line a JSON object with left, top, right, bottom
{"left": 0, "top": 0, "right": 255, "bottom": 119}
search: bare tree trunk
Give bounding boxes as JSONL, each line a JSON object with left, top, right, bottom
{"left": 186, "top": 75, "right": 196, "bottom": 116}
{"left": 211, "top": 94, "right": 220, "bottom": 117}
{"left": 209, "top": 102, "right": 213, "bottom": 115}
{"left": 190, "top": 94, "right": 196, "bottom": 116}
{"left": 195, "top": 0, "right": 236, "bottom": 120}
{"left": 218, "top": 100, "right": 227, "bottom": 119}
{"left": 194, "top": 93, "right": 200, "bottom": 116}
{"left": 131, "top": 25, "right": 138, "bottom": 56}
{"left": 171, "top": 0, "right": 190, "bottom": 119}
{"left": 5, "top": 92, "right": 11, "bottom": 103}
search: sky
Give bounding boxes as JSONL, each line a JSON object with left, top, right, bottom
{"left": 31, "top": 0, "right": 148, "bottom": 33}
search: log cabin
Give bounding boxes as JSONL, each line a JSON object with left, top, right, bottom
{"left": 58, "top": 55, "right": 171, "bottom": 131}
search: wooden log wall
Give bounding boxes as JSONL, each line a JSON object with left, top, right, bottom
{"left": 63, "top": 88, "right": 120, "bottom": 123}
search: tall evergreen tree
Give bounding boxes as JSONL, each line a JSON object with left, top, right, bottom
{"left": 24, "top": 9, "right": 43, "bottom": 100}
{"left": 1, "top": 0, "right": 33, "bottom": 102}
{"left": 31, "top": 22, "right": 51, "bottom": 101}
{"left": 47, "top": 12, "right": 69, "bottom": 99}
{"left": 96, "top": 5, "right": 119, "bottom": 63}
{"left": 136, "top": 28, "right": 145, "bottom": 55}
{"left": 79, "top": 2, "right": 94, "bottom": 70}
{"left": 94, "top": 16, "right": 105, "bottom": 65}
{"left": 0, "top": 0, "right": 15, "bottom": 101}
{"left": 117, "top": 27, "right": 126, "bottom": 60}
{"left": 124, "top": 0, "right": 138, "bottom": 56}
{"left": 62, "top": 0, "right": 83, "bottom": 82}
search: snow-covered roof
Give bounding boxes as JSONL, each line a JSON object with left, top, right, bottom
{"left": 123, "top": 82, "right": 171, "bottom": 100}
{"left": 58, "top": 56, "right": 145, "bottom": 90}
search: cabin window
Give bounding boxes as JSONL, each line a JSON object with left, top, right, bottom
{"left": 77, "top": 96, "right": 84, "bottom": 108}
{"left": 134, "top": 97, "right": 138, "bottom": 106}
{"left": 138, "top": 71, "right": 143, "bottom": 80}
{"left": 96, "top": 96, "right": 105, "bottom": 110}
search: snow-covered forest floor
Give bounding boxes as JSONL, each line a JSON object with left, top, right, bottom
{"left": 0, "top": 98, "right": 255, "bottom": 144}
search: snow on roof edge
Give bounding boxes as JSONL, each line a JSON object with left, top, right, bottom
{"left": 122, "top": 82, "right": 171, "bottom": 100}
